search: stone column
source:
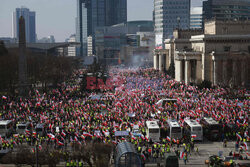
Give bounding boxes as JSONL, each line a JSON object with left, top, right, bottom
{"left": 154, "top": 55, "right": 157, "bottom": 69}
{"left": 241, "top": 60, "right": 245, "bottom": 86}
{"left": 232, "top": 60, "right": 237, "bottom": 86}
{"left": 196, "top": 60, "right": 202, "bottom": 84}
{"left": 222, "top": 60, "right": 228, "bottom": 84}
{"left": 185, "top": 60, "right": 191, "bottom": 84}
{"left": 159, "top": 54, "right": 163, "bottom": 71}
{"left": 154, "top": 54, "right": 159, "bottom": 70}
{"left": 213, "top": 60, "right": 218, "bottom": 85}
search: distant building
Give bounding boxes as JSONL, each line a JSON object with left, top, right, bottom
{"left": 154, "top": 0, "right": 191, "bottom": 48}
{"left": 203, "top": 0, "right": 250, "bottom": 26}
{"left": 154, "top": 20, "right": 250, "bottom": 87}
{"left": 95, "top": 21, "right": 154, "bottom": 65}
{"left": 190, "top": 7, "right": 202, "bottom": 29}
{"left": 66, "top": 34, "right": 77, "bottom": 57}
{"left": 0, "top": 37, "right": 17, "bottom": 44}
{"left": 76, "top": 0, "right": 127, "bottom": 57}
{"left": 12, "top": 7, "right": 36, "bottom": 43}
{"left": 37, "top": 35, "right": 55, "bottom": 43}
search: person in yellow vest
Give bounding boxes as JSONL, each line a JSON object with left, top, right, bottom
{"left": 66, "top": 161, "right": 70, "bottom": 167}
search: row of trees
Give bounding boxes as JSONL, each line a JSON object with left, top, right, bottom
{"left": 0, "top": 41, "right": 80, "bottom": 94}
{"left": 1, "top": 143, "right": 113, "bottom": 167}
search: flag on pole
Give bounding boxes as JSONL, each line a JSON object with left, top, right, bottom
{"left": 236, "top": 133, "right": 242, "bottom": 141}
{"left": 166, "top": 136, "right": 171, "bottom": 142}
{"left": 243, "top": 142, "right": 248, "bottom": 150}
{"left": 180, "top": 152, "right": 184, "bottom": 158}
{"left": 191, "top": 134, "right": 197, "bottom": 138}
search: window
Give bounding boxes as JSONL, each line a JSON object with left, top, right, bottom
{"left": 18, "top": 125, "right": 26, "bottom": 129}
{"left": 172, "top": 127, "right": 181, "bottom": 133}
{"left": 149, "top": 129, "right": 159, "bottom": 133}
{"left": 224, "top": 46, "right": 231, "bottom": 52}
{"left": 0, "top": 125, "right": 5, "bottom": 129}
{"left": 193, "top": 127, "right": 201, "bottom": 131}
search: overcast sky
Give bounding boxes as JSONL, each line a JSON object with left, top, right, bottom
{"left": 0, "top": 0, "right": 204, "bottom": 42}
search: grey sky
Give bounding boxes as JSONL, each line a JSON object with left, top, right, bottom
{"left": 0, "top": 0, "right": 203, "bottom": 42}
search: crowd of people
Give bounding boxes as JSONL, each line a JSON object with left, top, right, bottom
{"left": 0, "top": 67, "right": 249, "bottom": 165}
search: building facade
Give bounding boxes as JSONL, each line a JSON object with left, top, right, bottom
{"left": 190, "top": 7, "right": 202, "bottom": 29}
{"left": 203, "top": 0, "right": 250, "bottom": 25}
{"left": 76, "top": 0, "right": 127, "bottom": 57}
{"left": 154, "top": 20, "right": 250, "bottom": 87}
{"left": 154, "top": 0, "right": 190, "bottom": 48}
{"left": 12, "top": 7, "right": 36, "bottom": 43}
{"left": 95, "top": 21, "right": 154, "bottom": 65}
{"left": 66, "top": 34, "right": 77, "bottom": 57}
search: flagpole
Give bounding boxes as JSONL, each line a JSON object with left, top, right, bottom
{"left": 36, "top": 141, "right": 38, "bottom": 167}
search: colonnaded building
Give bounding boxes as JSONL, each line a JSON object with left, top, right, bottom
{"left": 154, "top": 20, "right": 250, "bottom": 87}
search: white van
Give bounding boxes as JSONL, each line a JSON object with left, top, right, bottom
{"left": 146, "top": 121, "right": 160, "bottom": 142}
{"left": 16, "top": 122, "right": 32, "bottom": 135}
{"left": 0, "top": 120, "right": 14, "bottom": 137}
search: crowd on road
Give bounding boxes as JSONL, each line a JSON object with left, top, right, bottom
{"left": 0, "top": 68, "right": 249, "bottom": 165}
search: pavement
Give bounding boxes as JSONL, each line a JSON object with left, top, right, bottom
{"left": 145, "top": 141, "right": 250, "bottom": 167}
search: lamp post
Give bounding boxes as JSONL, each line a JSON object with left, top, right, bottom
{"left": 177, "top": 17, "right": 181, "bottom": 29}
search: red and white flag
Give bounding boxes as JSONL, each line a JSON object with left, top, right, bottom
{"left": 180, "top": 152, "right": 184, "bottom": 158}
{"left": 191, "top": 134, "right": 197, "bottom": 138}
{"left": 166, "top": 136, "right": 171, "bottom": 142}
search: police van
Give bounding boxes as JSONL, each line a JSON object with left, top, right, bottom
{"left": 146, "top": 121, "right": 160, "bottom": 142}
{"left": 183, "top": 119, "right": 203, "bottom": 141}
{"left": 0, "top": 120, "right": 14, "bottom": 137}
{"left": 200, "top": 117, "right": 221, "bottom": 141}
{"left": 167, "top": 120, "right": 182, "bottom": 140}
{"left": 16, "top": 122, "right": 32, "bottom": 135}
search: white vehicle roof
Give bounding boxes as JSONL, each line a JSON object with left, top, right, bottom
{"left": 184, "top": 119, "right": 202, "bottom": 127}
{"left": 156, "top": 98, "right": 177, "bottom": 105}
{"left": 146, "top": 121, "right": 159, "bottom": 129}
{"left": 167, "top": 120, "right": 181, "bottom": 128}
{"left": 203, "top": 117, "right": 219, "bottom": 125}
{"left": 0, "top": 120, "right": 12, "bottom": 125}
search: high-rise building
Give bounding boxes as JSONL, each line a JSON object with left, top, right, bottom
{"left": 12, "top": 7, "right": 36, "bottom": 43}
{"left": 203, "top": 0, "right": 250, "bottom": 25}
{"left": 76, "top": 0, "right": 127, "bottom": 57}
{"left": 190, "top": 7, "right": 202, "bottom": 29}
{"left": 154, "top": 0, "right": 190, "bottom": 48}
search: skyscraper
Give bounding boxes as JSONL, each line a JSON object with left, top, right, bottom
{"left": 203, "top": 0, "right": 250, "bottom": 25}
{"left": 154, "top": 0, "right": 190, "bottom": 48}
{"left": 12, "top": 7, "right": 36, "bottom": 43}
{"left": 190, "top": 7, "right": 202, "bottom": 29}
{"left": 76, "top": 0, "right": 127, "bottom": 57}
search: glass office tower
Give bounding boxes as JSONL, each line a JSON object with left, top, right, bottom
{"left": 76, "top": 0, "right": 127, "bottom": 57}
{"left": 12, "top": 7, "right": 36, "bottom": 43}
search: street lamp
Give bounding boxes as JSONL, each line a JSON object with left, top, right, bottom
{"left": 177, "top": 17, "right": 181, "bottom": 29}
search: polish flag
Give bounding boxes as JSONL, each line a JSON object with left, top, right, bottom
{"left": 25, "top": 129, "right": 30, "bottom": 135}
{"left": 48, "top": 133, "right": 55, "bottom": 140}
{"left": 191, "top": 134, "right": 197, "bottom": 138}
{"left": 13, "top": 134, "right": 19, "bottom": 138}
{"left": 2, "top": 96, "right": 7, "bottom": 100}
{"left": 180, "top": 152, "right": 185, "bottom": 158}
{"left": 80, "top": 135, "right": 85, "bottom": 140}
{"left": 61, "top": 131, "right": 66, "bottom": 137}
{"left": 236, "top": 133, "right": 242, "bottom": 141}
{"left": 38, "top": 145, "right": 42, "bottom": 151}
{"left": 57, "top": 141, "right": 64, "bottom": 146}
{"left": 166, "top": 136, "right": 171, "bottom": 142}
{"left": 112, "top": 141, "right": 118, "bottom": 145}
{"left": 173, "top": 138, "right": 177, "bottom": 143}
{"left": 243, "top": 142, "right": 248, "bottom": 150}
{"left": 74, "top": 136, "right": 78, "bottom": 142}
